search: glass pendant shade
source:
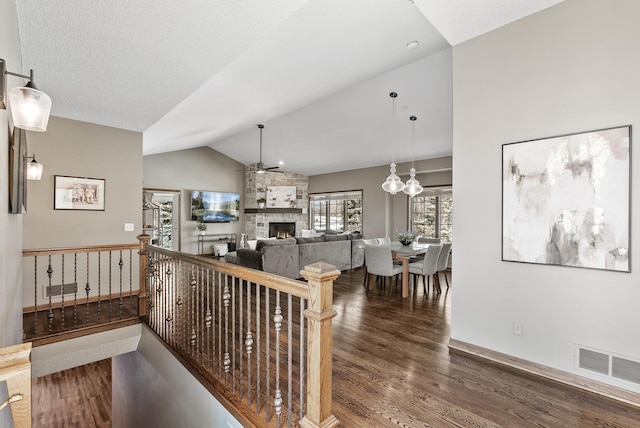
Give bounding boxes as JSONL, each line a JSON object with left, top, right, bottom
{"left": 402, "top": 167, "right": 423, "bottom": 197}
{"left": 381, "top": 162, "right": 405, "bottom": 194}
{"left": 9, "top": 85, "right": 52, "bottom": 132}
{"left": 26, "top": 157, "right": 43, "bottom": 180}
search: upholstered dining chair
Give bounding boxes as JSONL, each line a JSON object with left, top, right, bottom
{"left": 417, "top": 237, "right": 442, "bottom": 244}
{"left": 364, "top": 244, "right": 403, "bottom": 290}
{"left": 436, "top": 242, "right": 452, "bottom": 289}
{"left": 408, "top": 243, "right": 442, "bottom": 296}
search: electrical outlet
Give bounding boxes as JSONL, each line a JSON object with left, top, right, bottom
{"left": 513, "top": 321, "right": 523, "bottom": 336}
{"left": 124, "top": 223, "right": 134, "bottom": 232}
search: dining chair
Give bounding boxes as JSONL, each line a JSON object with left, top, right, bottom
{"left": 364, "top": 244, "right": 403, "bottom": 290}
{"left": 377, "top": 237, "right": 391, "bottom": 245}
{"left": 417, "top": 237, "right": 442, "bottom": 244}
{"left": 408, "top": 243, "right": 442, "bottom": 296}
{"left": 435, "top": 242, "right": 452, "bottom": 289}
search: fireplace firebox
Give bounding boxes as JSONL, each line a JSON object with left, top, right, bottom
{"left": 269, "top": 222, "right": 296, "bottom": 238}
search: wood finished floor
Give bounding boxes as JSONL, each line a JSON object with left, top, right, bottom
{"left": 32, "top": 358, "right": 111, "bottom": 427}
{"left": 31, "top": 267, "right": 640, "bottom": 427}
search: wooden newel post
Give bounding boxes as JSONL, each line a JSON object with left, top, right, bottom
{"left": 137, "top": 234, "right": 151, "bottom": 319}
{"left": 300, "top": 262, "right": 341, "bottom": 428}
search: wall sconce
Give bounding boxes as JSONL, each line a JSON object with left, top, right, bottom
{"left": 1, "top": 58, "right": 52, "bottom": 132}
{"left": 26, "top": 154, "right": 43, "bottom": 180}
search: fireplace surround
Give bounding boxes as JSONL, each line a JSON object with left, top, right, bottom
{"left": 269, "top": 222, "right": 296, "bottom": 238}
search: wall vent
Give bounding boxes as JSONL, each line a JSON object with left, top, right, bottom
{"left": 45, "top": 283, "right": 78, "bottom": 297}
{"left": 577, "top": 345, "right": 640, "bottom": 386}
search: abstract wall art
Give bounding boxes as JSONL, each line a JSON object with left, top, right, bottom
{"left": 502, "top": 126, "right": 630, "bottom": 272}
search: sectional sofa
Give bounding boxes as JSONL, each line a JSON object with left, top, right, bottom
{"left": 225, "top": 234, "right": 364, "bottom": 279}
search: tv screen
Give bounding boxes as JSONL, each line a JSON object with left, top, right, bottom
{"left": 191, "top": 190, "right": 240, "bottom": 222}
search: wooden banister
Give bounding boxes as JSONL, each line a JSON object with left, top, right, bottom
{"left": 0, "top": 342, "right": 32, "bottom": 428}
{"left": 137, "top": 234, "right": 151, "bottom": 318}
{"left": 300, "top": 262, "right": 340, "bottom": 428}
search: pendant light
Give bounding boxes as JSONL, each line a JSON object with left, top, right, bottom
{"left": 402, "top": 115, "right": 423, "bottom": 197}
{"left": 381, "top": 92, "right": 405, "bottom": 194}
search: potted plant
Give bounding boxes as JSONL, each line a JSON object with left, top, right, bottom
{"left": 257, "top": 197, "right": 267, "bottom": 209}
{"left": 396, "top": 231, "right": 415, "bottom": 246}
{"left": 196, "top": 221, "right": 207, "bottom": 235}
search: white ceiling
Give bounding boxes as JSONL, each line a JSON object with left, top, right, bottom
{"left": 14, "top": 0, "right": 564, "bottom": 175}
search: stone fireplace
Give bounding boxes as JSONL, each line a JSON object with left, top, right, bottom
{"left": 269, "top": 222, "right": 296, "bottom": 238}
{"left": 244, "top": 170, "right": 309, "bottom": 239}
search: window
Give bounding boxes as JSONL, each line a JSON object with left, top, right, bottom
{"left": 410, "top": 190, "right": 452, "bottom": 242}
{"left": 310, "top": 190, "right": 362, "bottom": 233}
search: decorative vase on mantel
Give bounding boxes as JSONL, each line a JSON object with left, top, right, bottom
{"left": 257, "top": 198, "right": 266, "bottom": 209}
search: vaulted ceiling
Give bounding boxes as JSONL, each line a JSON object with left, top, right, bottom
{"left": 14, "top": 0, "right": 563, "bottom": 175}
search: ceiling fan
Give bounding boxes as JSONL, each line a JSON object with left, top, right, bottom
{"left": 248, "top": 124, "right": 282, "bottom": 174}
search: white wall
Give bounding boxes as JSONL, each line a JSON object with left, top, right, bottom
{"left": 112, "top": 325, "right": 242, "bottom": 428}
{"left": 143, "top": 147, "right": 245, "bottom": 254}
{"left": 309, "top": 157, "right": 452, "bottom": 238}
{"left": 452, "top": 0, "right": 640, "bottom": 393}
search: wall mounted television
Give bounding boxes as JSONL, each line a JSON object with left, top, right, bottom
{"left": 191, "top": 190, "right": 240, "bottom": 222}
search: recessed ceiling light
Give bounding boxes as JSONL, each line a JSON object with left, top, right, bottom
{"left": 406, "top": 40, "right": 420, "bottom": 50}
{"left": 278, "top": 161, "right": 284, "bottom": 165}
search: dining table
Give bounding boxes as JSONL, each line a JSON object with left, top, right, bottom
{"left": 390, "top": 241, "right": 430, "bottom": 298}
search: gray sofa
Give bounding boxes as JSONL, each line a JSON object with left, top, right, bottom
{"left": 228, "top": 234, "right": 364, "bottom": 279}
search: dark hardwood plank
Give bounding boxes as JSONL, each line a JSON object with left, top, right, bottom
{"left": 331, "top": 268, "right": 640, "bottom": 427}
{"left": 31, "top": 359, "right": 111, "bottom": 428}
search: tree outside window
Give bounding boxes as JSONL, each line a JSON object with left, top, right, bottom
{"left": 411, "top": 191, "right": 452, "bottom": 242}
{"left": 310, "top": 191, "right": 362, "bottom": 233}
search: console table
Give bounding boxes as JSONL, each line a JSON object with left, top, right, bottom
{"left": 197, "top": 233, "right": 237, "bottom": 256}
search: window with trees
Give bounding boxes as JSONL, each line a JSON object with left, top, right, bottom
{"left": 309, "top": 190, "right": 362, "bottom": 233}
{"left": 410, "top": 190, "right": 452, "bottom": 242}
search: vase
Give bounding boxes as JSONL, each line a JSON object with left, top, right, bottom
{"left": 239, "top": 233, "right": 246, "bottom": 249}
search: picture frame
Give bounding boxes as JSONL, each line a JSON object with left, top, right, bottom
{"left": 502, "top": 125, "right": 630, "bottom": 272}
{"left": 266, "top": 185, "right": 297, "bottom": 208}
{"left": 54, "top": 175, "right": 105, "bottom": 211}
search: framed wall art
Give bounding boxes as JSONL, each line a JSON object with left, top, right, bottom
{"left": 266, "top": 185, "right": 297, "bottom": 208}
{"left": 54, "top": 175, "right": 105, "bottom": 211}
{"left": 502, "top": 125, "right": 630, "bottom": 272}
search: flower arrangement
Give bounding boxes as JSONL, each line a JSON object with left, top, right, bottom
{"left": 257, "top": 197, "right": 267, "bottom": 208}
{"left": 196, "top": 221, "right": 207, "bottom": 232}
{"left": 396, "top": 231, "right": 415, "bottom": 246}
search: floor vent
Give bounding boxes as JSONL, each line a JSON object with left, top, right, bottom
{"left": 46, "top": 283, "right": 78, "bottom": 297}
{"left": 577, "top": 346, "right": 640, "bottom": 386}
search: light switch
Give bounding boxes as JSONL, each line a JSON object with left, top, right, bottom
{"left": 124, "top": 223, "right": 135, "bottom": 232}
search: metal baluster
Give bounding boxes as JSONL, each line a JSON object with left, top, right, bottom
{"left": 108, "top": 252, "right": 112, "bottom": 321}
{"left": 73, "top": 253, "right": 78, "bottom": 328}
{"left": 287, "top": 293, "right": 293, "bottom": 427}
{"left": 190, "top": 269, "right": 197, "bottom": 356}
{"left": 33, "top": 257, "right": 38, "bottom": 336}
{"left": 265, "top": 287, "right": 270, "bottom": 422}
{"left": 238, "top": 278, "right": 243, "bottom": 397}
{"left": 256, "top": 281, "right": 261, "bottom": 415}
{"left": 47, "top": 256, "right": 54, "bottom": 332}
{"left": 299, "top": 297, "right": 306, "bottom": 421}
{"left": 218, "top": 271, "right": 223, "bottom": 379}
{"left": 223, "top": 279, "right": 231, "bottom": 386}
{"left": 61, "top": 254, "right": 65, "bottom": 331}
{"left": 129, "top": 249, "right": 134, "bottom": 311}
{"left": 119, "top": 250, "right": 124, "bottom": 318}
{"left": 97, "top": 253, "right": 102, "bottom": 320}
{"left": 205, "top": 267, "right": 212, "bottom": 370}
{"left": 274, "top": 292, "right": 283, "bottom": 427}
{"left": 85, "top": 253, "right": 90, "bottom": 326}
{"left": 245, "top": 280, "right": 253, "bottom": 407}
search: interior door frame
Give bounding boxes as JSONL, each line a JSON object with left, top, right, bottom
{"left": 143, "top": 187, "right": 181, "bottom": 251}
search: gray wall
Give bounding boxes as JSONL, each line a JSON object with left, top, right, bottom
{"left": 143, "top": 147, "right": 245, "bottom": 254}
{"left": 112, "top": 326, "right": 241, "bottom": 428}
{"left": 23, "top": 116, "right": 142, "bottom": 248}
{"left": 453, "top": 0, "right": 640, "bottom": 393}
{"left": 309, "top": 157, "right": 452, "bottom": 238}
{"left": 1, "top": 2, "right": 24, "bottom": 426}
